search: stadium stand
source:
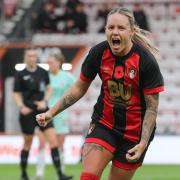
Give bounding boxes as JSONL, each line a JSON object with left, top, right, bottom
{"left": 0, "top": 0, "right": 34, "bottom": 36}
{"left": 0, "top": 0, "right": 180, "bottom": 135}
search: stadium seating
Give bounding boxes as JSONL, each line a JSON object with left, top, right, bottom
{"left": 0, "top": 0, "right": 35, "bottom": 35}
{"left": 65, "top": 1, "right": 180, "bottom": 134}
{"left": 1, "top": 0, "right": 180, "bottom": 134}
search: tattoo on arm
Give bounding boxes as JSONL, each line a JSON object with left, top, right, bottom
{"left": 82, "top": 143, "right": 104, "bottom": 160}
{"left": 61, "top": 94, "right": 77, "bottom": 111}
{"left": 141, "top": 93, "right": 159, "bottom": 145}
{"left": 50, "top": 80, "right": 90, "bottom": 117}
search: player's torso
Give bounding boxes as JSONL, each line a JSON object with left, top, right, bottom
{"left": 49, "top": 71, "right": 70, "bottom": 105}
{"left": 21, "top": 67, "right": 48, "bottom": 101}
{"left": 98, "top": 46, "right": 142, "bottom": 111}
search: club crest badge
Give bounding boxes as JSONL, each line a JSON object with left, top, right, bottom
{"left": 128, "top": 67, "right": 136, "bottom": 79}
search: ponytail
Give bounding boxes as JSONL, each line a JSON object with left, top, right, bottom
{"left": 133, "top": 25, "right": 160, "bottom": 59}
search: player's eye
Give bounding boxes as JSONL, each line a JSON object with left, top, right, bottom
{"left": 108, "top": 26, "right": 114, "bottom": 31}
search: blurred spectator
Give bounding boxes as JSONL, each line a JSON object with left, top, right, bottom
{"left": 50, "top": 0, "right": 59, "bottom": 6}
{"left": 57, "top": 5, "right": 78, "bottom": 34}
{"left": 73, "top": 2, "right": 87, "bottom": 33}
{"left": 66, "top": 0, "right": 80, "bottom": 13}
{"left": 133, "top": 3, "right": 150, "bottom": 31}
{"left": 63, "top": 19, "right": 79, "bottom": 34}
{"left": 62, "top": 2, "right": 87, "bottom": 34}
{"left": 35, "top": 2, "right": 57, "bottom": 33}
{"left": 96, "top": 3, "right": 111, "bottom": 33}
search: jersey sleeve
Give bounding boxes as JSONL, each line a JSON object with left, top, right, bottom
{"left": 141, "top": 53, "right": 164, "bottom": 94}
{"left": 13, "top": 72, "right": 22, "bottom": 92}
{"left": 80, "top": 47, "right": 99, "bottom": 82}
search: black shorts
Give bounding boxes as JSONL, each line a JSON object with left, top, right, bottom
{"left": 19, "top": 109, "right": 53, "bottom": 135}
{"left": 84, "top": 123, "right": 149, "bottom": 170}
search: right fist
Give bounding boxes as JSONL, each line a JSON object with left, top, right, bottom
{"left": 36, "top": 111, "right": 52, "bottom": 127}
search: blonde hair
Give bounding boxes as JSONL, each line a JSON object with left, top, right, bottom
{"left": 49, "top": 52, "right": 65, "bottom": 69}
{"left": 107, "top": 7, "right": 159, "bottom": 59}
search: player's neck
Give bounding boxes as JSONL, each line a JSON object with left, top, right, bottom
{"left": 26, "top": 65, "right": 37, "bottom": 72}
{"left": 51, "top": 69, "right": 60, "bottom": 75}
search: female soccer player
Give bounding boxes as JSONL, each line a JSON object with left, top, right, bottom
{"left": 36, "top": 8, "right": 164, "bottom": 180}
{"left": 35, "top": 51, "right": 75, "bottom": 178}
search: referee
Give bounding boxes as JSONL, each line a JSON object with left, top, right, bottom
{"left": 13, "top": 48, "right": 72, "bottom": 180}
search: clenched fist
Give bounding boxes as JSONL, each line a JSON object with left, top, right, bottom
{"left": 36, "top": 111, "right": 53, "bottom": 127}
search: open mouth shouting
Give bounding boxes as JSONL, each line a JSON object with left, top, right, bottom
{"left": 111, "top": 38, "right": 121, "bottom": 52}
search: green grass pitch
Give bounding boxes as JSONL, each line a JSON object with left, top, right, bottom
{"left": 0, "top": 164, "right": 180, "bottom": 180}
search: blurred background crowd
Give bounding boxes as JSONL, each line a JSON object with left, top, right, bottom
{"left": 0, "top": 0, "right": 180, "bottom": 136}
{"left": 1, "top": 0, "right": 179, "bottom": 39}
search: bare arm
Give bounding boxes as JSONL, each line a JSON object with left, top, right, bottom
{"left": 13, "top": 92, "right": 32, "bottom": 114}
{"left": 140, "top": 93, "right": 159, "bottom": 147}
{"left": 48, "top": 78, "right": 91, "bottom": 117}
{"left": 13, "top": 92, "right": 24, "bottom": 109}
{"left": 126, "top": 93, "right": 159, "bottom": 162}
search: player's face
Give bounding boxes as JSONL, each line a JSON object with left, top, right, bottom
{"left": 47, "top": 56, "right": 60, "bottom": 74}
{"left": 25, "top": 49, "right": 38, "bottom": 68}
{"left": 105, "top": 13, "right": 134, "bottom": 56}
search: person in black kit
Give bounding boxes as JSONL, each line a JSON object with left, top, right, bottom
{"left": 62, "top": 2, "right": 87, "bottom": 34}
{"left": 13, "top": 48, "right": 73, "bottom": 180}
{"left": 35, "top": 2, "right": 57, "bottom": 33}
{"left": 36, "top": 8, "right": 164, "bottom": 180}
{"left": 73, "top": 2, "right": 87, "bottom": 33}
{"left": 133, "top": 3, "right": 150, "bottom": 31}
{"left": 96, "top": 3, "right": 111, "bottom": 33}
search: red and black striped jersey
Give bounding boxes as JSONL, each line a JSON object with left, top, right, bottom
{"left": 80, "top": 41, "right": 164, "bottom": 142}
